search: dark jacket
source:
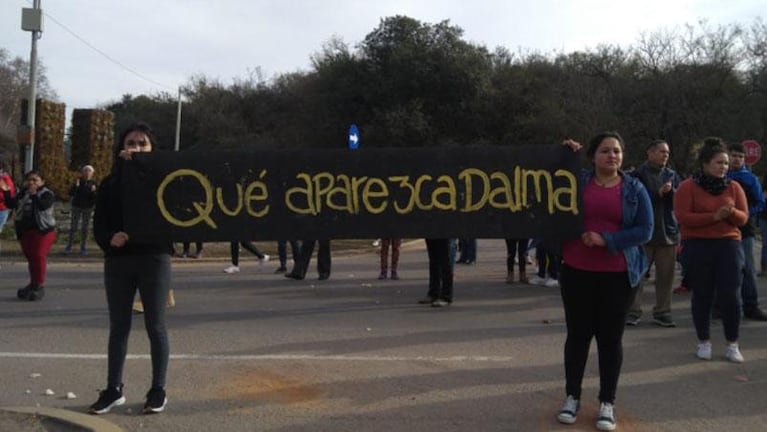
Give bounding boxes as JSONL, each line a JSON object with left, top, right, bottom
{"left": 69, "top": 178, "right": 98, "bottom": 208}
{"left": 93, "top": 162, "right": 170, "bottom": 257}
{"left": 631, "top": 162, "right": 681, "bottom": 245}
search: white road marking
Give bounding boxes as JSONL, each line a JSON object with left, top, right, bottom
{"left": 0, "top": 352, "right": 516, "bottom": 362}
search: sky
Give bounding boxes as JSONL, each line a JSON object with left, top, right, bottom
{"left": 1, "top": 0, "right": 764, "bottom": 120}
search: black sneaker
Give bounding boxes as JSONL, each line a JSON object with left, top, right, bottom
{"left": 89, "top": 385, "right": 125, "bottom": 415}
{"left": 144, "top": 387, "right": 167, "bottom": 414}
{"left": 274, "top": 266, "right": 287, "bottom": 274}
{"left": 744, "top": 307, "right": 767, "bottom": 321}
{"left": 625, "top": 315, "right": 641, "bottom": 326}
{"left": 17, "top": 284, "right": 33, "bottom": 300}
{"left": 652, "top": 316, "right": 677, "bottom": 328}
{"left": 417, "top": 297, "right": 435, "bottom": 304}
{"left": 28, "top": 285, "right": 45, "bottom": 301}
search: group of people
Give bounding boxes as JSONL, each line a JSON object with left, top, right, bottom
{"left": 552, "top": 132, "right": 767, "bottom": 431}
{"left": 3, "top": 123, "right": 766, "bottom": 432}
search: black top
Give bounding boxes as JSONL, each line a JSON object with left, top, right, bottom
{"left": 69, "top": 178, "right": 98, "bottom": 208}
{"left": 93, "top": 165, "right": 171, "bottom": 257}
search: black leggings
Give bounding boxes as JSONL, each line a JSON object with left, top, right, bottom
{"left": 559, "top": 264, "right": 634, "bottom": 403}
{"left": 104, "top": 254, "right": 171, "bottom": 389}
{"left": 230, "top": 241, "right": 265, "bottom": 266}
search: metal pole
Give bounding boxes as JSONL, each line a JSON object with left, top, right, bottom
{"left": 24, "top": 0, "right": 41, "bottom": 173}
{"left": 174, "top": 88, "right": 182, "bottom": 151}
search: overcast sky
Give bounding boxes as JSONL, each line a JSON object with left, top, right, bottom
{"left": 1, "top": 0, "right": 764, "bottom": 118}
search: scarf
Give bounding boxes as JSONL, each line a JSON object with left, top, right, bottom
{"left": 692, "top": 171, "right": 729, "bottom": 195}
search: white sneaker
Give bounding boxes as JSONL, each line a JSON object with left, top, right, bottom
{"left": 259, "top": 255, "right": 270, "bottom": 267}
{"left": 528, "top": 275, "right": 548, "bottom": 286}
{"left": 372, "top": 239, "right": 381, "bottom": 247}
{"left": 556, "top": 395, "right": 579, "bottom": 424}
{"left": 596, "top": 402, "right": 616, "bottom": 431}
{"left": 223, "top": 265, "right": 240, "bottom": 274}
{"left": 725, "top": 343, "right": 744, "bottom": 363}
{"left": 696, "top": 341, "right": 712, "bottom": 360}
{"left": 544, "top": 278, "right": 560, "bottom": 288}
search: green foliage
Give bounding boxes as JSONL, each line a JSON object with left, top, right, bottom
{"left": 0, "top": 48, "right": 57, "bottom": 176}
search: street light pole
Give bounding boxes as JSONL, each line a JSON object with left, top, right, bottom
{"left": 174, "top": 87, "right": 182, "bottom": 151}
{"left": 22, "top": 0, "right": 43, "bottom": 173}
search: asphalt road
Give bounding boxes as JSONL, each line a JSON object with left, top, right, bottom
{"left": 1, "top": 239, "right": 766, "bottom": 431}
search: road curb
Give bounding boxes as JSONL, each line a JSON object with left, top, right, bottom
{"left": 0, "top": 407, "right": 123, "bottom": 432}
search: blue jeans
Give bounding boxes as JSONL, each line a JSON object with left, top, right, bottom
{"left": 760, "top": 217, "right": 767, "bottom": 272}
{"left": 0, "top": 209, "right": 8, "bottom": 255}
{"left": 741, "top": 236, "right": 759, "bottom": 310}
{"left": 458, "top": 238, "right": 476, "bottom": 262}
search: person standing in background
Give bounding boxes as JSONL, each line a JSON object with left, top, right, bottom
{"left": 378, "top": 238, "right": 402, "bottom": 280}
{"left": 1, "top": 170, "right": 57, "bottom": 301}
{"left": 675, "top": 137, "right": 748, "bottom": 364}
{"left": 65, "top": 165, "right": 98, "bottom": 256}
{"left": 175, "top": 241, "right": 203, "bottom": 259}
{"left": 726, "top": 142, "right": 767, "bottom": 321}
{"left": 275, "top": 239, "right": 300, "bottom": 274}
{"left": 419, "top": 238, "right": 453, "bottom": 307}
{"left": 504, "top": 238, "right": 529, "bottom": 284}
{"left": 456, "top": 238, "right": 477, "bottom": 264}
{"left": 224, "top": 241, "right": 269, "bottom": 274}
{"left": 286, "top": 239, "right": 331, "bottom": 280}
{"left": 626, "top": 140, "right": 681, "bottom": 328}
{"left": 0, "top": 159, "right": 16, "bottom": 258}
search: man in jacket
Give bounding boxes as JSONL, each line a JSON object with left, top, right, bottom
{"left": 727, "top": 143, "right": 767, "bottom": 321}
{"left": 627, "top": 140, "right": 681, "bottom": 327}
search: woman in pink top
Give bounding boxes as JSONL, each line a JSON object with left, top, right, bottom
{"left": 556, "top": 132, "right": 653, "bottom": 432}
{"left": 673, "top": 138, "right": 748, "bottom": 364}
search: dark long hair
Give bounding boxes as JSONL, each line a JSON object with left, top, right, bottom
{"left": 586, "top": 131, "right": 625, "bottom": 165}
{"left": 112, "top": 122, "right": 157, "bottom": 173}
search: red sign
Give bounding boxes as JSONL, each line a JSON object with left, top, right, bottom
{"left": 742, "top": 140, "right": 761, "bottom": 165}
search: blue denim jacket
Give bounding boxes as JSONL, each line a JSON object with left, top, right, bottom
{"left": 580, "top": 170, "right": 654, "bottom": 287}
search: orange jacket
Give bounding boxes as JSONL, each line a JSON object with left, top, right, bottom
{"left": 674, "top": 178, "right": 748, "bottom": 240}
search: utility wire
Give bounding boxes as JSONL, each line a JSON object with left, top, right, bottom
{"left": 26, "top": 0, "right": 175, "bottom": 91}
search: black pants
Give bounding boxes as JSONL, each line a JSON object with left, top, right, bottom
{"left": 104, "top": 253, "right": 171, "bottom": 389}
{"left": 426, "top": 238, "right": 453, "bottom": 302}
{"left": 278, "top": 240, "right": 301, "bottom": 267}
{"left": 683, "top": 238, "right": 743, "bottom": 342}
{"left": 230, "top": 241, "right": 265, "bottom": 266}
{"left": 559, "top": 264, "right": 634, "bottom": 404}
{"left": 294, "top": 240, "right": 331, "bottom": 278}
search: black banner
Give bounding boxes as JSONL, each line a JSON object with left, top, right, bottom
{"left": 123, "top": 145, "right": 583, "bottom": 242}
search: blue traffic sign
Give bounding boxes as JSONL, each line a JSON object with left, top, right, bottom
{"left": 348, "top": 124, "right": 360, "bottom": 150}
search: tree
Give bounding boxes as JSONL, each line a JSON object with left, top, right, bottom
{"left": 0, "top": 47, "right": 57, "bottom": 165}
{"left": 358, "top": 16, "right": 493, "bottom": 146}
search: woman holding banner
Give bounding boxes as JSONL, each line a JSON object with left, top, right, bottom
{"left": 556, "top": 132, "right": 653, "bottom": 431}
{"left": 90, "top": 122, "right": 172, "bottom": 415}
